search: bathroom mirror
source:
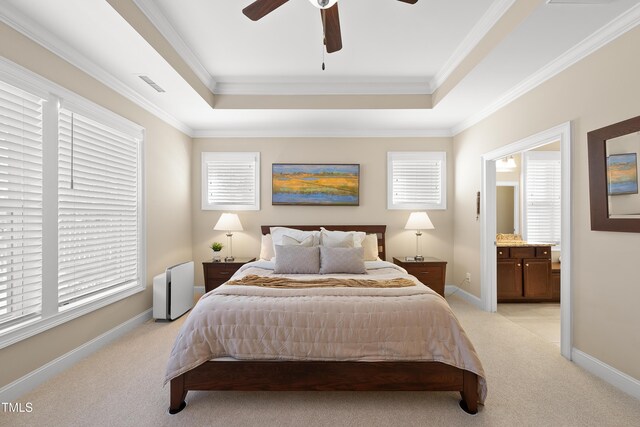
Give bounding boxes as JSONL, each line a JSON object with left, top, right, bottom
{"left": 588, "top": 115, "right": 640, "bottom": 232}
{"left": 496, "top": 182, "right": 519, "bottom": 234}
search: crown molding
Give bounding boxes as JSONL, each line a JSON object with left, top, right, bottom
{"left": 0, "top": 3, "right": 194, "bottom": 137}
{"left": 192, "top": 127, "right": 453, "bottom": 139}
{"left": 431, "top": 0, "right": 516, "bottom": 91}
{"left": 132, "top": 0, "right": 217, "bottom": 93}
{"left": 213, "top": 80, "right": 432, "bottom": 96}
{"left": 452, "top": 2, "right": 640, "bottom": 136}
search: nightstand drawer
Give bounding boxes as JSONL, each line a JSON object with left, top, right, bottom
{"left": 206, "top": 268, "right": 234, "bottom": 279}
{"left": 410, "top": 266, "right": 443, "bottom": 283}
{"left": 202, "top": 257, "right": 256, "bottom": 293}
{"left": 392, "top": 257, "right": 447, "bottom": 298}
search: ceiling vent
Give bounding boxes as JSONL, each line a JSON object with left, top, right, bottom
{"left": 138, "top": 75, "right": 166, "bottom": 93}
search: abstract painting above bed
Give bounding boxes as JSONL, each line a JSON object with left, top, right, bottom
{"left": 272, "top": 164, "right": 360, "bottom": 206}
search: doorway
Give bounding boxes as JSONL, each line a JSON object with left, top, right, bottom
{"left": 480, "top": 122, "right": 572, "bottom": 359}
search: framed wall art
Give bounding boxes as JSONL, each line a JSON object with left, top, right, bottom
{"left": 272, "top": 163, "right": 360, "bottom": 206}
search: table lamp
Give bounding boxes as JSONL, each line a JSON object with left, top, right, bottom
{"left": 214, "top": 213, "right": 243, "bottom": 261}
{"left": 404, "top": 212, "right": 434, "bottom": 261}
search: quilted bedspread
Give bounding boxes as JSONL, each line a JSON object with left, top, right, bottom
{"left": 164, "top": 261, "right": 487, "bottom": 403}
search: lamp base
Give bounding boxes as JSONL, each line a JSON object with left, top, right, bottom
{"left": 224, "top": 256, "right": 235, "bottom": 262}
{"left": 414, "top": 255, "right": 424, "bottom": 261}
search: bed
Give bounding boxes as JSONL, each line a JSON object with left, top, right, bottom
{"left": 165, "top": 225, "right": 486, "bottom": 415}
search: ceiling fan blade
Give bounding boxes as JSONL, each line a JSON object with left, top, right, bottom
{"left": 397, "top": 0, "right": 419, "bottom": 4}
{"left": 322, "top": 4, "right": 342, "bottom": 53}
{"left": 242, "top": 0, "right": 289, "bottom": 21}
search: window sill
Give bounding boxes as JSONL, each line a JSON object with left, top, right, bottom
{"left": 0, "top": 284, "right": 145, "bottom": 350}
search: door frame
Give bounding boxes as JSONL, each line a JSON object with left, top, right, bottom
{"left": 480, "top": 122, "right": 572, "bottom": 359}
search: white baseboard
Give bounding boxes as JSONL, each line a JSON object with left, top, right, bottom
{"left": 0, "top": 308, "right": 153, "bottom": 402}
{"left": 572, "top": 348, "right": 640, "bottom": 401}
{"left": 445, "top": 285, "right": 483, "bottom": 308}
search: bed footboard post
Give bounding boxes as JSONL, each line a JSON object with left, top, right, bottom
{"left": 169, "top": 375, "right": 188, "bottom": 414}
{"left": 459, "top": 370, "right": 478, "bottom": 415}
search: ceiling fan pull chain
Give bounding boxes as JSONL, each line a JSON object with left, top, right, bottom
{"left": 321, "top": 9, "right": 326, "bottom": 70}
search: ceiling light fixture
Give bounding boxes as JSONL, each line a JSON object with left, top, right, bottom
{"left": 308, "top": 0, "right": 338, "bottom": 9}
{"left": 496, "top": 156, "right": 517, "bottom": 172}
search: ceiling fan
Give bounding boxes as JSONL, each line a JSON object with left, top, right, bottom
{"left": 242, "top": 0, "right": 419, "bottom": 54}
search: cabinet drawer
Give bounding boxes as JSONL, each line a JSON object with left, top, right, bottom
{"left": 510, "top": 247, "right": 535, "bottom": 259}
{"left": 206, "top": 269, "right": 234, "bottom": 279}
{"left": 410, "top": 266, "right": 443, "bottom": 283}
{"left": 535, "top": 247, "right": 551, "bottom": 258}
{"left": 497, "top": 248, "right": 509, "bottom": 258}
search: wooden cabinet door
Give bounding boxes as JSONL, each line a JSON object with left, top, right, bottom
{"left": 497, "top": 259, "right": 522, "bottom": 300}
{"left": 523, "top": 259, "right": 552, "bottom": 299}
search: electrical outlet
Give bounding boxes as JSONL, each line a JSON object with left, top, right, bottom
{"left": 465, "top": 273, "right": 471, "bottom": 282}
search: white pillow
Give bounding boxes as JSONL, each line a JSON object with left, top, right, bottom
{"left": 260, "top": 234, "right": 275, "bottom": 260}
{"left": 270, "top": 227, "right": 320, "bottom": 253}
{"left": 362, "top": 234, "right": 379, "bottom": 261}
{"left": 320, "top": 227, "right": 366, "bottom": 247}
{"left": 320, "top": 230, "right": 354, "bottom": 248}
{"left": 282, "top": 234, "right": 314, "bottom": 247}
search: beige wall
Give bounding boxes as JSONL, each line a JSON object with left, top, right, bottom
{"left": 453, "top": 26, "right": 640, "bottom": 380}
{"left": 192, "top": 138, "right": 454, "bottom": 286}
{"left": 0, "top": 24, "right": 193, "bottom": 387}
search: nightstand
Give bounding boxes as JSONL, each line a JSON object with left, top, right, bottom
{"left": 202, "top": 257, "right": 256, "bottom": 293}
{"left": 393, "top": 257, "right": 447, "bottom": 297}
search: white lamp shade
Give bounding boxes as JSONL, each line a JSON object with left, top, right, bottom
{"left": 308, "top": 0, "right": 338, "bottom": 9}
{"left": 214, "top": 213, "right": 243, "bottom": 232}
{"left": 405, "top": 212, "right": 434, "bottom": 230}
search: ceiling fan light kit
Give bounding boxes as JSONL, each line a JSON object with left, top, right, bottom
{"left": 242, "top": 0, "right": 418, "bottom": 54}
{"left": 309, "top": 0, "right": 338, "bottom": 9}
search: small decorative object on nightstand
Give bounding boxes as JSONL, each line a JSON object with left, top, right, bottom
{"left": 404, "top": 212, "right": 435, "bottom": 261}
{"left": 202, "top": 257, "right": 256, "bottom": 293}
{"left": 393, "top": 257, "right": 447, "bottom": 297}
{"left": 209, "top": 242, "right": 224, "bottom": 262}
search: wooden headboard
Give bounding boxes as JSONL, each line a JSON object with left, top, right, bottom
{"left": 261, "top": 225, "right": 387, "bottom": 261}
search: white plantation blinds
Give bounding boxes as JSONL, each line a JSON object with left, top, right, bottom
{"left": 202, "top": 152, "right": 260, "bottom": 210}
{"left": 0, "top": 81, "right": 43, "bottom": 330}
{"left": 387, "top": 152, "right": 447, "bottom": 210}
{"left": 524, "top": 151, "right": 561, "bottom": 246}
{"left": 58, "top": 109, "right": 141, "bottom": 308}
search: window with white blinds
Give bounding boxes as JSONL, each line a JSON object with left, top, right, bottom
{"left": 58, "top": 109, "right": 141, "bottom": 308}
{"left": 387, "top": 151, "right": 447, "bottom": 210}
{"left": 523, "top": 151, "right": 561, "bottom": 246}
{"left": 201, "top": 152, "right": 260, "bottom": 210}
{"left": 0, "top": 80, "right": 44, "bottom": 331}
{"left": 0, "top": 61, "right": 145, "bottom": 347}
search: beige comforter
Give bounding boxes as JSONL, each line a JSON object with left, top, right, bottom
{"left": 165, "top": 261, "right": 487, "bottom": 403}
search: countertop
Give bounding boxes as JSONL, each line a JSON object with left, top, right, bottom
{"left": 496, "top": 241, "right": 556, "bottom": 247}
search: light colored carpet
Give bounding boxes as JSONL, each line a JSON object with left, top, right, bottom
{"left": 498, "top": 303, "right": 561, "bottom": 346}
{"left": 2, "top": 295, "right": 639, "bottom": 427}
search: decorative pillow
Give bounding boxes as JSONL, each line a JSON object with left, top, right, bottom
{"left": 320, "top": 230, "right": 354, "bottom": 248}
{"left": 361, "top": 234, "right": 379, "bottom": 261}
{"left": 320, "top": 227, "right": 366, "bottom": 247}
{"left": 260, "top": 234, "right": 275, "bottom": 260}
{"left": 282, "top": 234, "right": 314, "bottom": 247}
{"left": 319, "top": 246, "right": 366, "bottom": 274}
{"left": 270, "top": 227, "right": 320, "bottom": 252}
{"left": 274, "top": 245, "right": 320, "bottom": 274}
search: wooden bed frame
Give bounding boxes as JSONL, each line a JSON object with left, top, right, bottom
{"left": 169, "top": 225, "right": 479, "bottom": 415}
